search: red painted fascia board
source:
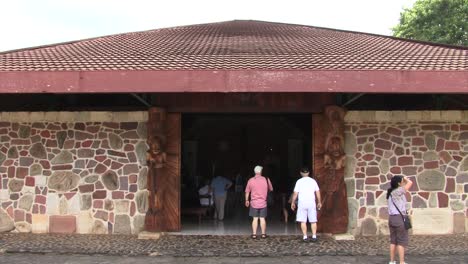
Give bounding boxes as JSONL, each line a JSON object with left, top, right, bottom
{"left": 0, "top": 70, "right": 466, "bottom": 94}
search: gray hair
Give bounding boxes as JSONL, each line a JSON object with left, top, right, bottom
{"left": 254, "top": 165, "right": 263, "bottom": 174}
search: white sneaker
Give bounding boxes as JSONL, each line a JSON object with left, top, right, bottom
{"left": 388, "top": 262, "right": 396, "bottom": 264}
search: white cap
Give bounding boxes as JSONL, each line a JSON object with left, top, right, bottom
{"left": 254, "top": 165, "right": 263, "bottom": 174}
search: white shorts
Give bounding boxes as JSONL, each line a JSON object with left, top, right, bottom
{"left": 296, "top": 205, "right": 317, "bottom": 223}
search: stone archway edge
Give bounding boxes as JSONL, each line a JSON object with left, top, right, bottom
{"left": 0, "top": 111, "right": 148, "bottom": 122}
{"left": 345, "top": 111, "right": 468, "bottom": 122}
{"left": 2, "top": 110, "right": 466, "bottom": 123}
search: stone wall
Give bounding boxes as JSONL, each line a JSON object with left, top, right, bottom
{"left": 2, "top": 110, "right": 466, "bottom": 236}
{"left": 0, "top": 112, "right": 149, "bottom": 234}
{"left": 345, "top": 111, "right": 468, "bottom": 236}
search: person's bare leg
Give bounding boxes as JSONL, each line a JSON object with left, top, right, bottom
{"left": 283, "top": 208, "right": 288, "bottom": 223}
{"left": 260, "top": 217, "right": 266, "bottom": 235}
{"left": 311, "top": 222, "right": 317, "bottom": 236}
{"left": 213, "top": 196, "right": 220, "bottom": 219}
{"left": 389, "top": 244, "right": 396, "bottom": 262}
{"left": 397, "top": 245, "right": 405, "bottom": 264}
{"left": 218, "top": 195, "right": 226, "bottom": 220}
{"left": 252, "top": 217, "right": 258, "bottom": 235}
{"left": 300, "top": 222, "right": 307, "bottom": 237}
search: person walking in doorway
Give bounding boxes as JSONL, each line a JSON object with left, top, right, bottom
{"left": 245, "top": 165, "right": 273, "bottom": 239}
{"left": 291, "top": 166, "right": 321, "bottom": 242}
{"left": 211, "top": 174, "right": 232, "bottom": 221}
{"left": 387, "top": 175, "right": 413, "bottom": 264}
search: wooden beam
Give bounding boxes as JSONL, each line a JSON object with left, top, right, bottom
{"left": 0, "top": 70, "right": 467, "bottom": 94}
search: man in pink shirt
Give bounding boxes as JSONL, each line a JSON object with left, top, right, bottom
{"left": 244, "top": 165, "right": 273, "bottom": 239}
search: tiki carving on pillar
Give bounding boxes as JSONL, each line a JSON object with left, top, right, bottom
{"left": 145, "top": 108, "right": 167, "bottom": 231}
{"left": 147, "top": 136, "right": 166, "bottom": 209}
{"left": 317, "top": 105, "right": 348, "bottom": 234}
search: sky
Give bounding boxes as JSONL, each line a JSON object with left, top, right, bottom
{"left": 0, "top": 0, "right": 417, "bottom": 52}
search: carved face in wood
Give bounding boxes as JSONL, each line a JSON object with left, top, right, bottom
{"left": 325, "top": 106, "right": 345, "bottom": 134}
{"left": 326, "top": 136, "right": 344, "bottom": 158}
{"left": 148, "top": 137, "right": 163, "bottom": 154}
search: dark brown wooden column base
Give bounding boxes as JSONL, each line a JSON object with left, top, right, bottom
{"left": 144, "top": 212, "right": 157, "bottom": 232}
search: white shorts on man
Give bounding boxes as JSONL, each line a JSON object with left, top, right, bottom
{"left": 296, "top": 203, "right": 317, "bottom": 223}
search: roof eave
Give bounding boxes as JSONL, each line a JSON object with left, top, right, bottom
{"left": 0, "top": 70, "right": 467, "bottom": 94}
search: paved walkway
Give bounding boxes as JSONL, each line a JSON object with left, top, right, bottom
{"left": 1, "top": 254, "right": 468, "bottom": 264}
{"left": 0, "top": 233, "right": 466, "bottom": 257}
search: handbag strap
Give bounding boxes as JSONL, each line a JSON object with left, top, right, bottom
{"left": 390, "top": 194, "right": 406, "bottom": 222}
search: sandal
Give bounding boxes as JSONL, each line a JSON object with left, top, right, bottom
{"left": 261, "top": 234, "right": 267, "bottom": 239}
{"left": 251, "top": 234, "right": 257, "bottom": 239}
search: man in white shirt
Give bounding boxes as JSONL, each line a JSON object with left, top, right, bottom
{"left": 291, "top": 167, "right": 322, "bottom": 242}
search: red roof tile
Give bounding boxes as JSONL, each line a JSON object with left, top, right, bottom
{"left": 0, "top": 20, "right": 466, "bottom": 71}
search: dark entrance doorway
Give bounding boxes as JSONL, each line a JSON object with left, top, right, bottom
{"left": 180, "top": 113, "right": 312, "bottom": 234}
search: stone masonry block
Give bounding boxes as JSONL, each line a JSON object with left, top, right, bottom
{"left": 68, "top": 194, "right": 81, "bottom": 214}
{"left": 57, "top": 112, "right": 77, "bottom": 122}
{"left": 112, "top": 112, "right": 132, "bottom": 122}
{"left": 29, "top": 112, "right": 45, "bottom": 121}
{"left": 134, "top": 111, "right": 149, "bottom": 121}
{"left": 90, "top": 112, "right": 113, "bottom": 122}
{"left": 441, "top": 111, "right": 462, "bottom": 121}
{"left": 359, "top": 111, "right": 375, "bottom": 122}
{"left": 112, "top": 112, "right": 148, "bottom": 122}
{"left": 0, "top": 190, "right": 9, "bottom": 201}
{"left": 46, "top": 193, "right": 59, "bottom": 215}
{"left": 420, "top": 111, "right": 431, "bottom": 121}
{"left": 407, "top": 111, "right": 422, "bottom": 121}
{"left": 391, "top": 111, "right": 406, "bottom": 121}
{"left": 34, "top": 176, "right": 47, "bottom": 187}
{"left": 140, "top": 112, "right": 149, "bottom": 121}
{"left": 49, "top": 215, "right": 76, "bottom": 234}
{"left": 11, "top": 112, "right": 30, "bottom": 122}
{"left": 74, "top": 112, "right": 93, "bottom": 122}
{"left": 453, "top": 213, "right": 465, "bottom": 234}
{"left": 429, "top": 111, "right": 442, "bottom": 121}
{"left": 76, "top": 212, "right": 93, "bottom": 234}
{"left": 44, "top": 112, "right": 59, "bottom": 122}
{"left": 412, "top": 208, "right": 452, "bottom": 234}
{"left": 344, "top": 111, "right": 360, "bottom": 122}
{"left": 31, "top": 214, "right": 48, "bottom": 233}
{"left": 0, "top": 112, "right": 11, "bottom": 121}
{"left": 375, "top": 111, "right": 391, "bottom": 121}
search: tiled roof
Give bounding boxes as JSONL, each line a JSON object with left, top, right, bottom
{"left": 0, "top": 20, "right": 467, "bottom": 71}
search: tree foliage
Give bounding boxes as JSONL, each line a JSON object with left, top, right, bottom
{"left": 392, "top": 0, "right": 468, "bottom": 46}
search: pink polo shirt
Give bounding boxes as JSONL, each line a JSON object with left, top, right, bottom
{"left": 245, "top": 174, "right": 273, "bottom": 209}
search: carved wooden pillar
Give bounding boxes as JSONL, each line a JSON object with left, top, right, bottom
{"left": 145, "top": 107, "right": 181, "bottom": 232}
{"left": 313, "top": 105, "right": 349, "bottom": 234}
{"left": 312, "top": 114, "right": 325, "bottom": 180}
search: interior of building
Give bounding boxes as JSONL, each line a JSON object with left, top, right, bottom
{"left": 180, "top": 113, "right": 312, "bottom": 234}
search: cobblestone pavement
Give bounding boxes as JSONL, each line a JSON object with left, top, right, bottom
{"left": 0, "top": 233, "right": 466, "bottom": 257}
{"left": 1, "top": 254, "right": 467, "bottom": 264}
